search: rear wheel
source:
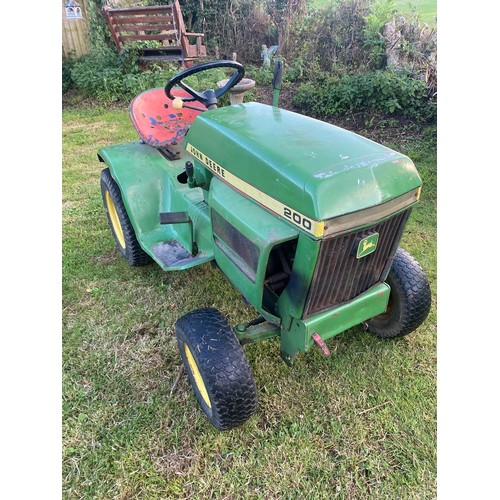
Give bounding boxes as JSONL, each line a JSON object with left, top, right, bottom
{"left": 175, "top": 307, "right": 258, "bottom": 430}
{"left": 367, "top": 248, "right": 431, "bottom": 338}
{"left": 100, "top": 168, "right": 152, "bottom": 266}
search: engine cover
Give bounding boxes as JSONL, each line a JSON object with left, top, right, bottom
{"left": 185, "top": 102, "right": 422, "bottom": 237}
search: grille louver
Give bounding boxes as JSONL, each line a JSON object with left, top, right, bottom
{"left": 303, "top": 210, "right": 410, "bottom": 317}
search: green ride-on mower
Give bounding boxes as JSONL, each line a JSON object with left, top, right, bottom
{"left": 98, "top": 60, "right": 431, "bottom": 430}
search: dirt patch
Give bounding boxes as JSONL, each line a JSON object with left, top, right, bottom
{"left": 154, "top": 448, "right": 198, "bottom": 476}
{"left": 132, "top": 321, "right": 160, "bottom": 337}
{"left": 252, "top": 83, "right": 296, "bottom": 110}
{"left": 94, "top": 252, "right": 117, "bottom": 265}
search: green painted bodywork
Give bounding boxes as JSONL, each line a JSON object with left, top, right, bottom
{"left": 280, "top": 283, "right": 390, "bottom": 361}
{"left": 186, "top": 102, "right": 422, "bottom": 222}
{"left": 98, "top": 100, "right": 420, "bottom": 361}
{"left": 98, "top": 142, "right": 213, "bottom": 270}
{"left": 277, "top": 234, "right": 320, "bottom": 326}
{"left": 209, "top": 177, "right": 298, "bottom": 324}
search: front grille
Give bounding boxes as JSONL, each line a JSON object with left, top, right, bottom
{"left": 303, "top": 210, "right": 410, "bottom": 317}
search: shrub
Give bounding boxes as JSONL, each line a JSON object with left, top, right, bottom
{"left": 287, "top": 0, "right": 372, "bottom": 73}
{"left": 292, "top": 69, "right": 436, "bottom": 122}
{"left": 69, "top": 46, "right": 233, "bottom": 104}
{"left": 245, "top": 57, "right": 311, "bottom": 86}
{"left": 363, "top": 0, "right": 397, "bottom": 68}
{"left": 69, "top": 47, "right": 179, "bottom": 103}
{"left": 245, "top": 65, "right": 274, "bottom": 86}
{"left": 62, "top": 59, "right": 76, "bottom": 93}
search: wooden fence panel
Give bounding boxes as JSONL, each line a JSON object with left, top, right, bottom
{"left": 62, "top": 1, "right": 90, "bottom": 59}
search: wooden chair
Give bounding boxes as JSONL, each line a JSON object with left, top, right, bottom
{"left": 102, "top": 1, "right": 207, "bottom": 67}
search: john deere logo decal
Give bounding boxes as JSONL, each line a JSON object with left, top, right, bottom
{"left": 356, "top": 233, "right": 379, "bottom": 259}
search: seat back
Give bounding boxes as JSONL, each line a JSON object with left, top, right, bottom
{"left": 129, "top": 88, "right": 205, "bottom": 147}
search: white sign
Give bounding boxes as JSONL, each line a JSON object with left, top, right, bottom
{"left": 65, "top": 1, "right": 83, "bottom": 19}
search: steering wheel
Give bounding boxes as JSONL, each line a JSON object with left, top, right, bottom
{"left": 165, "top": 60, "right": 245, "bottom": 109}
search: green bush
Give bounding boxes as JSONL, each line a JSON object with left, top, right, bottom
{"left": 363, "top": 0, "right": 397, "bottom": 68}
{"left": 287, "top": 0, "right": 372, "bottom": 73}
{"left": 69, "top": 47, "right": 179, "bottom": 103}
{"left": 245, "top": 58, "right": 309, "bottom": 87}
{"left": 68, "top": 46, "right": 234, "bottom": 104}
{"left": 293, "top": 70, "right": 436, "bottom": 122}
{"left": 245, "top": 65, "right": 274, "bottom": 86}
{"left": 62, "top": 60, "right": 76, "bottom": 93}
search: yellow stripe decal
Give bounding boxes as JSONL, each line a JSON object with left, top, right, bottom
{"left": 186, "top": 143, "right": 324, "bottom": 237}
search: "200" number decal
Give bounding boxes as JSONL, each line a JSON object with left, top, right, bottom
{"left": 284, "top": 207, "right": 312, "bottom": 230}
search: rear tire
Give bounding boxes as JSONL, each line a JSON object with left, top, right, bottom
{"left": 175, "top": 308, "right": 258, "bottom": 430}
{"left": 100, "top": 168, "right": 152, "bottom": 266}
{"left": 367, "top": 248, "right": 431, "bottom": 338}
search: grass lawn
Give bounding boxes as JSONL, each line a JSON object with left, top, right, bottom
{"left": 62, "top": 99, "right": 436, "bottom": 498}
{"left": 395, "top": 0, "right": 437, "bottom": 25}
{"left": 311, "top": 0, "right": 437, "bottom": 26}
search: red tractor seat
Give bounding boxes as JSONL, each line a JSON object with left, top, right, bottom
{"left": 129, "top": 87, "right": 205, "bottom": 148}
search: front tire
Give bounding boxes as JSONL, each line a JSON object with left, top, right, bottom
{"left": 175, "top": 308, "right": 258, "bottom": 430}
{"left": 100, "top": 168, "right": 152, "bottom": 266}
{"left": 367, "top": 248, "right": 431, "bottom": 338}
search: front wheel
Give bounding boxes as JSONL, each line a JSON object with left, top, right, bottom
{"left": 175, "top": 308, "right": 258, "bottom": 430}
{"left": 367, "top": 248, "right": 431, "bottom": 338}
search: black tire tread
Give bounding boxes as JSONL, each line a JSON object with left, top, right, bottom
{"left": 100, "top": 168, "right": 152, "bottom": 266}
{"left": 368, "top": 248, "right": 431, "bottom": 338}
{"left": 175, "top": 308, "right": 258, "bottom": 430}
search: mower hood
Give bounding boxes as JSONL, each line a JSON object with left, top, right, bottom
{"left": 185, "top": 102, "right": 421, "bottom": 223}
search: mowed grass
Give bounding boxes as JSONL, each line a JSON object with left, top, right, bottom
{"left": 62, "top": 105, "right": 436, "bottom": 499}
{"left": 395, "top": 0, "right": 437, "bottom": 25}
{"left": 312, "top": 0, "right": 437, "bottom": 26}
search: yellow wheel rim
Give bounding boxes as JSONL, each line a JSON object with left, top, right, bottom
{"left": 184, "top": 344, "right": 211, "bottom": 409}
{"left": 105, "top": 190, "right": 126, "bottom": 249}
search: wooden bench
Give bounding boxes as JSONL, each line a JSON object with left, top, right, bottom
{"left": 102, "top": 2, "right": 206, "bottom": 66}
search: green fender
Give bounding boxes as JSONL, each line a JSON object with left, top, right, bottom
{"left": 97, "top": 141, "right": 214, "bottom": 270}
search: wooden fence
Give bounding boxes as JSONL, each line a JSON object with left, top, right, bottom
{"left": 62, "top": 0, "right": 90, "bottom": 59}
